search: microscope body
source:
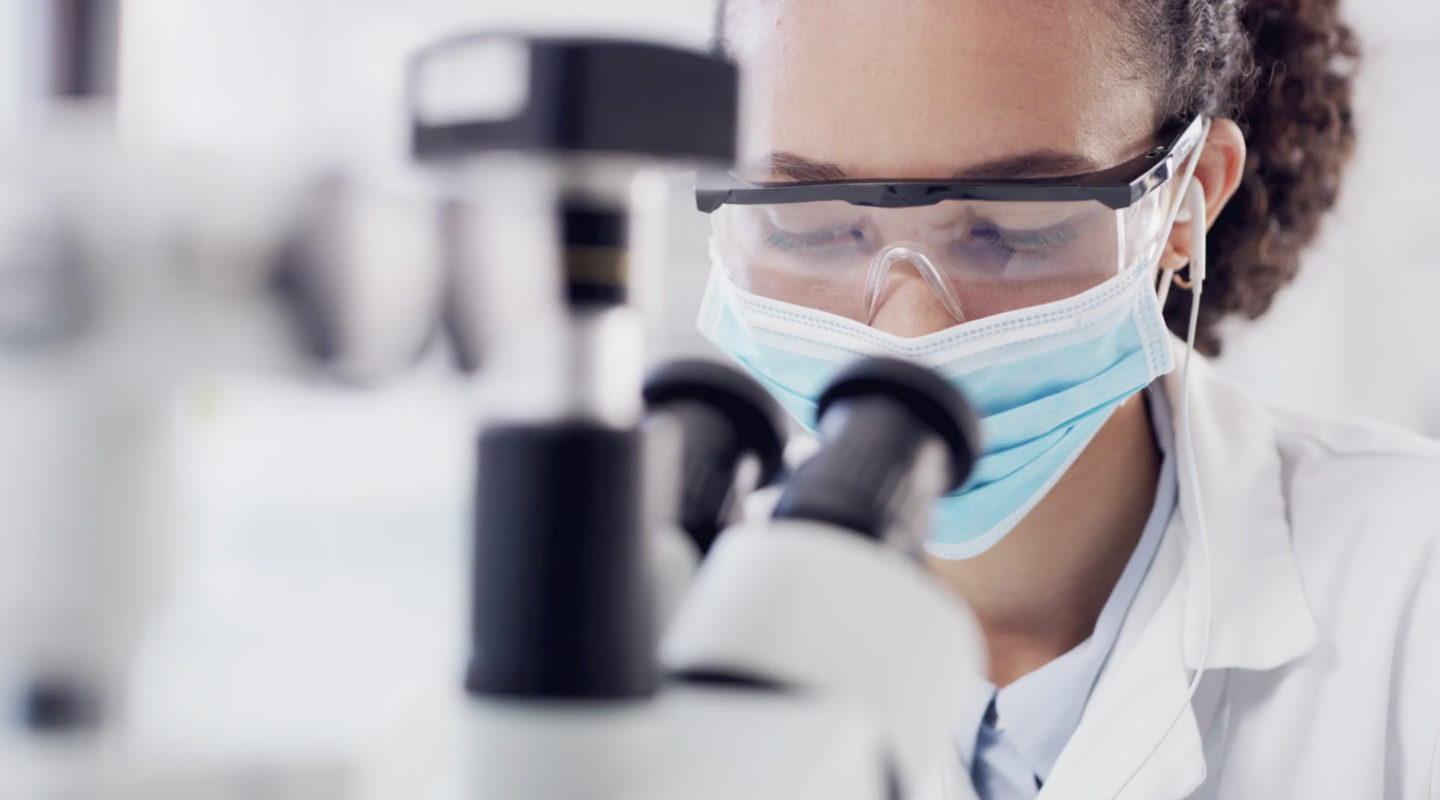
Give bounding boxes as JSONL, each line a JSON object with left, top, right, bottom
{"left": 365, "top": 371, "right": 986, "bottom": 799}
{"left": 350, "top": 30, "right": 996, "bottom": 800}
{"left": 663, "top": 517, "right": 984, "bottom": 794}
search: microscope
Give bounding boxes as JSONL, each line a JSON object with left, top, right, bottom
{"left": 364, "top": 31, "right": 988, "bottom": 800}
{"left": 2, "top": 8, "right": 988, "bottom": 795}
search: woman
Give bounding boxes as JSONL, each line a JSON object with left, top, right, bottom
{"left": 696, "top": 1, "right": 1440, "bottom": 798}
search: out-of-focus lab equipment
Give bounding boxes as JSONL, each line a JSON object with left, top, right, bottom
{"left": 367, "top": 31, "right": 986, "bottom": 799}
{"left": 1, "top": 0, "right": 438, "bottom": 795}
{"left": 1, "top": 5, "right": 989, "bottom": 798}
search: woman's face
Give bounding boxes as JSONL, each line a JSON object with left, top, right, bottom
{"left": 723, "top": 0, "right": 1164, "bottom": 337}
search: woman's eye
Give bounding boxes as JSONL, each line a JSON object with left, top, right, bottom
{"left": 972, "top": 221, "right": 1080, "bottom": 255}
{"left": 761, "top": 220, "right": 867, "bottom": 255}
{"left": 942, "top": 217, "right": 1085, "bottom": 279}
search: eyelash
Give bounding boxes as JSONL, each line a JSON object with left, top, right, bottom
{"left": 970, "top": 222, "right": 1080, "bottom": 256}
{"left": 761, "top": 223, "right": 865, "bottom": 255}
{"left": 756, "top": 215, "right": 1083, "bottom": 271}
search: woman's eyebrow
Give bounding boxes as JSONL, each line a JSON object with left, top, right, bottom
{"left": 744, "top": 150, "right": 1104, "bottom": 181}
{"left": 744, "top": 152, "right": 849, "bottom": 181}
{"left": 953, "top": 152, "right": 1104, "bottom": 180}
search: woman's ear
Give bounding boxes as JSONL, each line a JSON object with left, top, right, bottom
{"left": 1158, "top": 118, "right": 1247, "bottom": 274}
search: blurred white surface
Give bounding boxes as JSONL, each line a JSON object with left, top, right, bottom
{"left": 1215, "top": 21, "right": 1440, "bottom": 436}
{"left": 117, "top": 0, "right": 715, "bottom": 164}
{"left": 127, "top": 361, "right": 472, "bottom": 763}
{"left": 100, "top": 0, "right": 1440, "bottom": 780}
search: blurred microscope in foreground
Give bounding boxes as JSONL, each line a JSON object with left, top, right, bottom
{"left": 0, "top": 1, "right": 441, "bottom": 795}
{"left": 361, "top": 31, "right": 989, "bottom": 800}
{"left": 0, "top": 3, "right": 990, "bottom": 797}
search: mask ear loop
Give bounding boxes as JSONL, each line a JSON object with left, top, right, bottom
{"left": 1112, "top": 175, "right": 1214, "bottom": 799}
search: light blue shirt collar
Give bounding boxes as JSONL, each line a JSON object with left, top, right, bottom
{"left": 956, "top": 384, "right": 1178, "bottom": 791}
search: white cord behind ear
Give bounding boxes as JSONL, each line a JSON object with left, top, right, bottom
{"left": 1112, "top": 177, "right": 1214, "bottom": 798}
{"left": 1156, "top": 124, "right": 1207, "bottom": 311}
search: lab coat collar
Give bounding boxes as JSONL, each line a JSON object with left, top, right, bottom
{"left": 1039, "top": 522, "right": 1218, "bottom": 800}
{"left": 1036, "top": 336, "right": 1318, "bottom": 800}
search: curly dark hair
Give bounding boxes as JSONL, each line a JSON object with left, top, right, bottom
{"left": 713, "top": 0, "right": 1360, "bottom": 355}
{"left": 1133, "top": 0, "right": 1359, "bottom": 354}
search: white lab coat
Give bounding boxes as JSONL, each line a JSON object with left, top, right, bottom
{"left": 931, "top": 336, "right": 1440, "bottom": 800}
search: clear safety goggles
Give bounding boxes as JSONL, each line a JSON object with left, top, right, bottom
{"left": 696, "top": 117, "right": 1206, "bottom": 325}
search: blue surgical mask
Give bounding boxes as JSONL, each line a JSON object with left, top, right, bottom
{"left": 696, "top": 241, "right": 1176, "bottom": 559}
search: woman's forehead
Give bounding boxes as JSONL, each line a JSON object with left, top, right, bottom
{"left": 726, "top": 0, "right": 1159, "bottom": 180}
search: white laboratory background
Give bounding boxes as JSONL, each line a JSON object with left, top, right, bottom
{"left": 105, "top": 0, "right": 1440, "bottom": 775}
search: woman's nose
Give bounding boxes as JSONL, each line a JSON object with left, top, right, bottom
{"left": 868, "top": 260, "right": 962, "bottom": 338}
